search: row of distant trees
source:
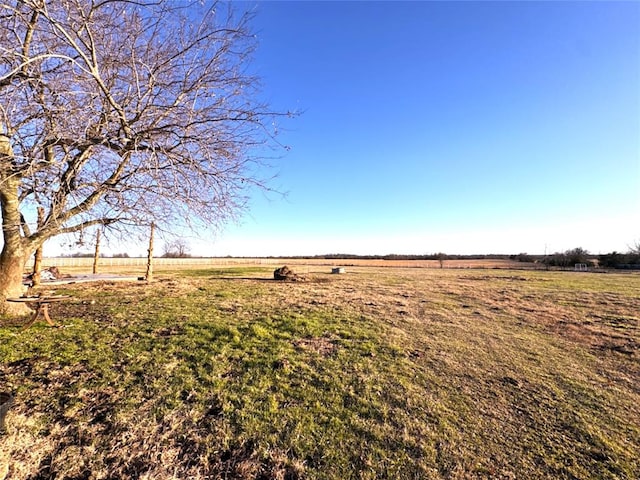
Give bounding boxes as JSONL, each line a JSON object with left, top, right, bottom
{"left": 597, "top": 243, "right": 640, "bottom": 269}
{"left": 57, "top": 241, "right": 640, "bottom": 269}
{"left": 278, "top": 244, "right": 640, "bottom": 270}
{"left": 294, "top": 253, "right": 517, "bottom": 261}
{"left": 537, "top": 248, "right": 594, "bottom": 267}
{"left": 512, "top": 244, "right": 640, "bottom": 269}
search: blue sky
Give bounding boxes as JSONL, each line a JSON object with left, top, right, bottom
{"left": 178, "top": 2, "right": 638, "bottom": 256}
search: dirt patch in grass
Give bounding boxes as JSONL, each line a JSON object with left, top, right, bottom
{"left": 293, "top": 336, "right": 338, "bottom": 356}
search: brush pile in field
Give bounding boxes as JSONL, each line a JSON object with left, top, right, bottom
{"left": 273, "top": 265, "right": 305, "bottom": 282}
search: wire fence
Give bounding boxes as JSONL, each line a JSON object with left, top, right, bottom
{"left": 42, "top": 257, "right": 533, "bottom": 270}
{"left": 44, "top": 257, "right": 278, "bottom": 268}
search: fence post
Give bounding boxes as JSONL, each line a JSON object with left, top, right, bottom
{"left": 146, "top": 223, "right": 155, "bottom": 281}
{"left": 92, "top": 229, "right": 101, "bottom": 274}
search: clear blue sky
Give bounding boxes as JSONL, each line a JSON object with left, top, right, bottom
{"left": 181, "top": 2, "right": 640, "bottom": 256}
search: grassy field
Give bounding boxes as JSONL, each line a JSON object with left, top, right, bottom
{"left": 1, "top": 266, "right": 638, "bottom": 479}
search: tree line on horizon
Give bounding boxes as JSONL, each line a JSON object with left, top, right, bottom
{"left": 54, "top": 244, "right": 640, "bottom": 270}
{"left": 269, "top": 246, "right": 640, "bottom": 269}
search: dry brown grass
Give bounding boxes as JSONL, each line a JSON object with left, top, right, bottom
{"left": 1, "top": 266, "right": 638, "bottom": 479}
{"left": 40, "top": 257, "right": 530, "bottom": 277}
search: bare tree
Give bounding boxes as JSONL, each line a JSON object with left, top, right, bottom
{"left": 0, "top": 1, "right": 289, "bottom": 313}
{"left": 162, "top": 238, "right": 190, "bottom": 258}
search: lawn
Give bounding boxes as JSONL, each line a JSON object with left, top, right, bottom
{"left": 1, "top": 267, "right": 638, "bottom": 479}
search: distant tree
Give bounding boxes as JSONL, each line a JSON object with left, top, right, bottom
{"left": 162, "top": 239, "right": 191, "bottom": 258}
{"left": 599, "top": 252, "right": 625, "bottom": 269}
{"left": 112, "top": 253, "right": 130, "bottom": 258}
{"left": 629, "top": 241, "right": 640, "bottom": 266}
{"left": 435, "top": 252, "right": 447, "bottom": 269}
{"left": 542, "top": 252, "right": 567, "bottom": 268}
{"left": 543, "top": 247, "right": 593, "bottom": 268}
{"left": 566, "top": 247, "right": 590, "bottom": 266}
{"left": 0, "top": 1, "right": 290, "bottom": 313}
{"left": 513, "top": 253, "right": 533, "bottom": 263}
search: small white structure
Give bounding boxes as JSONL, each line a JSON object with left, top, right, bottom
{"left": 574, "top": 263, "right": 588, "bottom": 272}
{"left": 332, "top": 267, "right": 346, "bottom": 274}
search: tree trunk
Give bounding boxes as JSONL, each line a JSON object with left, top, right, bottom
{"left": 0, "top": 247, "right": 31, "bottom": 316}
{"left": 32, "top": 207, "right": 45, "bottom": 286}
{"left": 32, "top": 247, "right": 43, "bottom": 287}
{"left": 0, "top": 134, "right": 32, "bottom": 315}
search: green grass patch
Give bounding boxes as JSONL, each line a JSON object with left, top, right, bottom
{"left": 171, "top": 266, "right": 274, "bottom": 278}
